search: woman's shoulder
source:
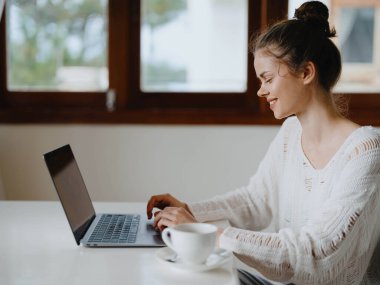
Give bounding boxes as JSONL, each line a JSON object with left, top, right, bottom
{"left": 358, "top": 125, "right": 380, "bottom": 137}
{"left": 268, "top": 116, "right": 301, "bottom": 155}
{"left": 344, "top": 125, "right": 380, "bottom": 161}
{"left": 349, "top": 125, "right": 380, "bottom": 145}
{"left": 278, "top": 116, "right": 301, "bottom": 138}
{"left": 282, "top": 115, "right": 299, "bottom": 126}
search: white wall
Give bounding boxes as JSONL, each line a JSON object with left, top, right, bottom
{"left": 0, "top": 125, "right": 279, "bottom": 203}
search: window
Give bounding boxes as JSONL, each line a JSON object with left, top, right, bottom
{"left": 331, "top": 0, "right": 380, "bottom": 125}
{"left": 1, "top": 0, "right": 378, "bottom": 125}
{"left": 140, "top": 0, "right": 248, "bottom": 93}
{"left": 6, "top": 0, "right": 108, "bottom": 92}
{"left": 0, "top": 0, "right": 290, "bottom": 124}
{"left": 331, "top": 2, "right": 380, "bottom": 94}
{"left": 125, "top": 0, "right": 285, "bottom": 122}
{"left": 288, "top": 0, "right": 380, "bottom": 125}
{"left": 0, "top": 0, "right": 108, "bottom": 114}
{"left": 340, "top": 8, "right": 374, "bottom": 64}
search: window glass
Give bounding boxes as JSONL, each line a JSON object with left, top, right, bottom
{"left": 140, "top": 0, "right": 248, "bottom": 92}
{"left": 6, "top": 0, "right": 108, "bottom": 91}
{"left": 288, "top": 0, "right": 380, "bottom": 93}
{"left": 340, "top": 8, "right": 374, "bottom": 63}
{"left": 0, "top": 0, "right": 4, "bottom": 20}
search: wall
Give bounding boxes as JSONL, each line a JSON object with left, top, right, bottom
{"left": 0, "top": 125, "right": 278, "bottom": 203}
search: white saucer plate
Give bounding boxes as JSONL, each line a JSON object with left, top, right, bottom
{"left": 155, "top": 247, "right": 233, "bottom": 272}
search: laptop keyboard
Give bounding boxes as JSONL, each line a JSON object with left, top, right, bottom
{"left": 88, "top": 214, "right": 140, "bottom": 244}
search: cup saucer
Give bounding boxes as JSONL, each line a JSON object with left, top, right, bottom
{"left": 155, "top": 247, "right": 232, "bottom": 272}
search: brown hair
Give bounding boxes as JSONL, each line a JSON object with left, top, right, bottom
{"left": 251, "top": 1, "right": 346, "bottom": 114}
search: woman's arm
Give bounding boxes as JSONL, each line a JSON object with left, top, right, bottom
{"left": 189, "top": 118, "right": 296, "bottom": 230}
{"left": 219, "top": 142, "right": 380, "bottom": 284}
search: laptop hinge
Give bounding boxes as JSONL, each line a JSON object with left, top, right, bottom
{"left": 73, "top": 214, "right": 96, "bottom": 245}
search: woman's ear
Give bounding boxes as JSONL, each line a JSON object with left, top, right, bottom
{"left": 302, "top": 61, "right": 316, "bottom": 85}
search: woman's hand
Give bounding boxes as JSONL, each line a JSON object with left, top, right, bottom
{"left": 146, "top": 193, "right": 190, "bottom": 219}
{"left": 146, "top": 193, "right": 196, "bottom": 231}
{"left": 153, "top": 206, "right": 197, "bottom": 231}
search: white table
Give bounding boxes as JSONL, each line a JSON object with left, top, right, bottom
{"left": 0, "top": 201, "right": 239, "bottom": 285}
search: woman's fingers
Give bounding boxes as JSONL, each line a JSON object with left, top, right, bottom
{"left": 146, "top": 193, "right": 186, "bottom": 219}
{"left": 154, "top": 207, "right": 197, "bottom": 231}
{"left": 152, "top": 210, "right": 173, "bottom": 231}
{"left": 146, "top": 194, "right": 172, "bottom": 219}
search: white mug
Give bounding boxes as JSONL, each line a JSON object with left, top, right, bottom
{"left": 162, "top": 223, "right": 217, "bottom": 265}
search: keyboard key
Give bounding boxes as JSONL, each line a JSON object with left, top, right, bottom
{"left": 89, "top": 214, "right": 140, "bottom": 244}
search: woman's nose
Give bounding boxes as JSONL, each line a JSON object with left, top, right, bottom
{"left": 257, "top": 85, "right": 269, "bottom": 97}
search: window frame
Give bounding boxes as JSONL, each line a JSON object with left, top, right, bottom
{"left": 0, "top": 0, "right": 378, "bottom": 125}
{"left": 329, "top": 0, "right": 380, "bottom": 126}
{"left": 331, "top": 0, "right": 379, "bottom": 92}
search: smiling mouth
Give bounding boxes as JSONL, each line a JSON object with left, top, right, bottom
{"left": 268, "top": 99, "right": 278, "bottom": 106}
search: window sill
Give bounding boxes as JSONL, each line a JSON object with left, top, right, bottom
{"left": 0, "top": 105, "right": 378, "bottom": 126}
{"left": 0, "top": 108, "right": 281, "bottom": 125}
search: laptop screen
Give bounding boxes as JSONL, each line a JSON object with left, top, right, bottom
{"left": 44, "top": 144, "right": 96, "bottom": 244}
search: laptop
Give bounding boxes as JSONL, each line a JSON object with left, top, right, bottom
{"left": 43, "top": 144, "right": 164, "bottom": 247}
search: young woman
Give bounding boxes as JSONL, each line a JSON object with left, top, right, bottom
{"left": 146, "top": 1, "right": 380, "bottom": 284}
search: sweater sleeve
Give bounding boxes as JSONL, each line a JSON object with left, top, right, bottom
{"left": 219, "top": 136, "right": 380, "bottom": 284}
{"left": 189, "top": 118, "right": 295, "bottom": 231}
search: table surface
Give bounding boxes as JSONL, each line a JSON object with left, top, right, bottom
{"left": 0, "top": 201, "right": 239, "bottom": 285}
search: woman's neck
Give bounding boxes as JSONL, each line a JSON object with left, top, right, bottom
{"left": 296, "top": 86, "right": 353, "bottom": 143}
{"left": 298, "top": 106, "right": 341, "bottom": 144}
{"left": 296, "top": 93, "right": 359, "bottom": 169}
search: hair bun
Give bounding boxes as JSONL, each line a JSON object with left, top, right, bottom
{"left": 294, "top": 1, "right": 336, "bottom": 37}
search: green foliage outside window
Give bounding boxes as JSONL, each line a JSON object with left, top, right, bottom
{"left": 6, "top": 0, "right": 107, "bottom": 89}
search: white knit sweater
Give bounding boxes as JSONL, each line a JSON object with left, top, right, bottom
{"left": 189, "top": 117, "right": 380, "bottom": 285}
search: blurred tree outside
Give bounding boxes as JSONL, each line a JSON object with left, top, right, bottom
{"left": 141, "top": 0, "right": 187, "bottom": 91}
{"left": 142, "top": 0, "right": 186, "bottom": 31}
{"left": 7, "top": 0, "right": 189, "bottom": 91}
{"left": 6, "top": 0, "right": 107, "bottom": 90}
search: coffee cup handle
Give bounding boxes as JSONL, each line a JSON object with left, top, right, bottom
{"left": 161, "top": 228, "right": 174, "bottom": 250}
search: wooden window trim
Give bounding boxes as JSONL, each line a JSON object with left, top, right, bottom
{"left": 0, "top": 0, "right": 378, "bottom": 125}
{"left": 330, "top": 0, "right": 380, "bottom": 126}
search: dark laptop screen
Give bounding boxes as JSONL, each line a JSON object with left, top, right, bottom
{"left": 44, "top": 144, "right": 96, "bottom": 244}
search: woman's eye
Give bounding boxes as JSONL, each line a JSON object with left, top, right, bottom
{"left": 258, "top": 78, "right": 272, "bottom": 87}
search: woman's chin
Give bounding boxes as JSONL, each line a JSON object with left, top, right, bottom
{"left": 272, "top": 108, "right": 294, "bottom": 120}
{"left": 273, "top": 112, "right": 285, "bottom": 120}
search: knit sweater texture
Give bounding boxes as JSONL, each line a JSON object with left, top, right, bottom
{"left": 189, "top": 116, "right": 380, "bottom": 285}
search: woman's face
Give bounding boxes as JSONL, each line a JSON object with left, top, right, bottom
{"left": 254, "top": 49, "right": 309, "bottom": 119}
